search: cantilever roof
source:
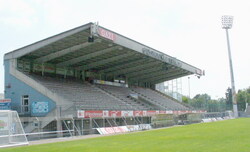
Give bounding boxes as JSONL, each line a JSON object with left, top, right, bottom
{"left": 4, "top": 22, "right": 203, "bottom": 84}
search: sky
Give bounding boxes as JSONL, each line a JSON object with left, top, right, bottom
{"left": 0, "top": 0, "right": 249, "bottom": 99}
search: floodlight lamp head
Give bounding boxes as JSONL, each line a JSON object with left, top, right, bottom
{"left": 222, "top": 15, "right": 233, "bottom": 29}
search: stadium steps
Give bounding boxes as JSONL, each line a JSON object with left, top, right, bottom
{"left": 22, "top": 117, "right": 39, "bottom": 133}
{"left": 126, "top": 96, "right": 158, "bottom": 110}
{"left": 153, "top": 89, "right": 193, "bottom": 109}
{"left": 129, "top": 90, "right": 167, "bottom": 110}
{"left": 40, "top": 109, "right": 57, "bottom": 129}
{"left": 95, "top": 84, "right": 138, "bottom": 110}
{"left": 95, "top": 84, "right": 154, "bottom": 110}
{"left": 130, "top": 87, "right": 168, "bottom": 109}
{"left": 137, "top": 96, "right": 164, "bottom": 110}
{"left": 131, "top": 86, "right": 190, "bottom": 111}
{"left": 86, "top": 83, "right": 134, "bottom": 110}
{"left": 23, "top": 109, "right": 57, "bottom": 133}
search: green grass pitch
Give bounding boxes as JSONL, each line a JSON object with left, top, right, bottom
{"left": 1, "top": 118, "right": 250, "bottom": 152}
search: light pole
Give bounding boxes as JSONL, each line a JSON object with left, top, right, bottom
{"left": 188, "top": 77, "right": 190, "bottom": 98}
{"left": 221, "top": 15, "right": 238, "bottom": 117}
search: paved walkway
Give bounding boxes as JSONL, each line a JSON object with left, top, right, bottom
{"left": 29, "top": 134, "right": 103, "bottom": 145}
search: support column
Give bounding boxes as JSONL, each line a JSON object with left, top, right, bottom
{"left": 56, "top": 107, "right": 63, "bottom": 137}
{"left": 29, "top": 61, "right": 34, "bottom": 73}
{"left": 81, "top": 119, "right": 84, "bottom": 135}
{"left": 89, "top": 118, "right": 93, "bottom": 134}
{"left": 103, "top": 118, "right": 105, "bottom": 127}
{"left": 64, "top": 68, "right": 67, "bottom": 79}
{"left": 42, "top": 63, "right": 44, "bottom": 76}
{"left": 82, "top": 70, "right": 85, "bottom": 81}
{"left": 54, "top": 65, "right": 57, "bottom": 75}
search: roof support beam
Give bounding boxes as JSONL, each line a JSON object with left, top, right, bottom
{"left": 56, "top": 46, "right": 120, "bottom": 67}
{"left": 127, "top": 64, "right": 170, "bottom": 79}
{"left": 96, "top": 55, "right": 141, "bottom": 72}
{"left": 100, "top": 57, "right": 150, "bottom": 74}
{"left": 35, "top": 40, "right": 100, "bottom": 63}
{"left": 143, "top": 70, "right": 186, "bottom": 83}
{"left": 150, "top": 72, "right": 190, "bottom": 84}
{"left": 107, "top": 61, "right": 160, "bottom": 77}
{"left": 123, "top": 63, "right": 164, "bottom": 79}
{"left": 129, "top": 68, "right": 181, "bottom": 81}
{"left": 77, "top": 52, "right": 135, "bottom": 70}
{"left": 127, "top": 66, "right": 163, "bottom": 79}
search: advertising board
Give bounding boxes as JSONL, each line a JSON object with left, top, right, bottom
{"left": 0, "top": 99, "right": 11, "bottom": 110}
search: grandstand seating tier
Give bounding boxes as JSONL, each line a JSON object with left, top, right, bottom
{"left": 27, "top": 73, "right": 190, "bottom": 111}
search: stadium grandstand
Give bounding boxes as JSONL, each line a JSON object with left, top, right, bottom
{"left": 3, "top": 22, "right": 204, "bottom": 138}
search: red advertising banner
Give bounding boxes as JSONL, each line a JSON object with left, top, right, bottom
{"left": 166, "top": 111, "right": 173, "bottom": 114}
{"left": 77, "top": 110, "right": 205, "bottom": 118}
{"left": 179, "top": 111, "right": 186, "bottom": 114}
{"left": 173, "top": 111, "right": 179, "bottom": 114}
{"left": 133, "top": 111, "right": 143, "bottom": 116}
{"left": 109, "top": 111, "right": 122, "bottom": 117}
{"left": 196, "top": 110, "right": 206, "bottom": 113}
{"left": 146, "top": 111, "right": 159, "bottom": 116}
{"left": 98, "top": 28, "right": 116, "bottom": 41}
{"left": 0, "top": 99, "right": 11, "bottom": 103}
{"left": 159, "top": 111, "right": 166, "bottom": 114}
{"left": 84, "top": 111, "right": 103, "bottom": 118}
{"left": 121, "top": 111, "right": 133, "bottom": 117}
{"left": 77, "top": 110, "right": 85, "bottom": 118}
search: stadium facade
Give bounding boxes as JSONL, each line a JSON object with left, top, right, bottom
{"left": 3, "top": 22, "right": 204, "bottom": 136}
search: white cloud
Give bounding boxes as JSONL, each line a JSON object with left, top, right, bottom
{"left": 0, "top": 0, "right": 37, "bottom": 27}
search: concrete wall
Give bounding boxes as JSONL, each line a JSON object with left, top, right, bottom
{"left": 0, "top": 93, "right": 4, "bottom": 99}
{"left": 4, "top": 59, "right": 56, "bottom": 117}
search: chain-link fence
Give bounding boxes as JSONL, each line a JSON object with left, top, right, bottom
{"left": 189, "top": 102, "right": 232, "bottom": 112}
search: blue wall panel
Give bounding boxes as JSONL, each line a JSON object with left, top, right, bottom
{"left": 4, "top": 60, "right": 56, "bottom": 117}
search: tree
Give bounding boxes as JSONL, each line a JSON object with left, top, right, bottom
{"left": 236, "top": 87, "right": 250, "bottom": 111}
{"left": 218, "top": 97, "right": 226, "bottom": 103}
{"left": 189, "top": 94, "right": 229, "bottom": 112}
{"left": 190, "top": 94, "right": 211, "bottom": 111}
{"left": 182, "top": 96, "right": 190, "bottom": 104}
{"left": 225, "top": 87, "right": 233, "bottom": 108}
{"left": 192, "top": 94, "right": 211, "bottom": 104}
{"left": 185, "top": 87, "right": 250, "bottom": 112}
{"left": 248, "top": 87, "right": 250, "bottom": 94}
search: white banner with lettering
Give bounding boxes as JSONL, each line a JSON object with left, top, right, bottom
{"left": 97, "top": 126, "right": 129, "bottom": 135}
{"left": 96, "top": 124, "right": 152, "bottom": 135}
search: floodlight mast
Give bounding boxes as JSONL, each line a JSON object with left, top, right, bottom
{"left": 221, "top": 15, "right": 238, "bottom": 118}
